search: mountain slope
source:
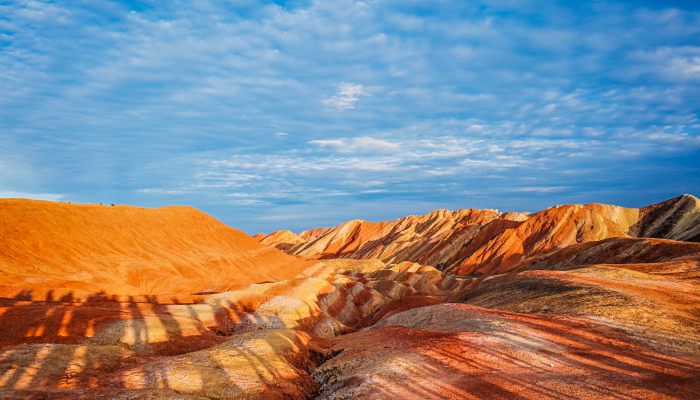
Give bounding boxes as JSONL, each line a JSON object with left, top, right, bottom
{"left": 463, "top": 237, "right": 700, "bottom": 352}
{"left": 450, "top": 203, "right": 639, "bottom": 275}
{"left": 255, "top": 195, "right": 700, "bottom": 276}
{"left": 633, "top": 194, "right": 700, "bottom": 241}
{"left": 254, "top": 229, "right": 306, "bottom": 251}
{"left": 0, "top": 199, "right": 312, "bottom": 299}
{"left": 293, "top": 219, "right": 391, "bottom": 258}
{"left": 255, "top": 208, "right": 530, "bottom": 268}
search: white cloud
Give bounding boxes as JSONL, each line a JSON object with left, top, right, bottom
{"left": 0, "top": 190, "right": 65, "bottom": 201}
{"left": 668, "top": 55, "right": 700, "bottom": 79}
{"left": 226, "top": 199, "right": 269, "bottom": 206}
{"left": 309, "top": 136, "right": 400, "bottom": 153}
{"left": 644, "top": 132, "right": 700, "bottom": 146}
{"left": 136, "top": 188, "right": 186, "bottom": 195}
{"left": 12, "top": 1, "right": 73, "bottom": 24}
{"left": 322, "top": 83, "right": 366, "bottom": 110}
{"left": 146, "top": 117, "right": 700, "bottom": 208}
{"left": 631, "top": 46, "right": 700, "bottom": 82}
{"left": 508, "top": 186, "right": 567, "bottom": 193}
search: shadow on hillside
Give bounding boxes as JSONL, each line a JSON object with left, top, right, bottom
{"left": 361, "top": 315, "right": 700, "bottom": 400}
{"left": 0, "top": 289, "right": 315, "bottom": 398}
{"left": 3, "top": 278, "right": 698, "bottom": 399}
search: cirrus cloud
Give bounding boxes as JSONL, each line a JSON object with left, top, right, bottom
{"left": 0, "top": 0, "right": 698, "bottom": 232}
{"left": 322, "top": 83, "right": 367, "bottom": 110}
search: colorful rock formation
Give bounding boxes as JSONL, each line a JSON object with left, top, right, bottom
{"left": 256, "top": 195, "right": 700, "bottom": 276}
{"left": 1, "top": 196, "right": 698, "bottom": 399}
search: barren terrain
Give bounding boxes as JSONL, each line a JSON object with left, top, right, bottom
{"left": 1, "top": 196, "right": 698, "bottom": 399}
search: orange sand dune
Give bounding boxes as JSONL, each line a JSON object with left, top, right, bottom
{"left": 0, "top": 199, "right": 311, "bottom": 299}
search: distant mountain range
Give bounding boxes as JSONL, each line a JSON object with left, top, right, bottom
{"left": 255, "top": 194, "right": 700, "bottom": 276}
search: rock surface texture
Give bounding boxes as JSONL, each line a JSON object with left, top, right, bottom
{"left": 1, "top": 195, "right": 699, "bottom": 399}
{"left": 257, "top": 194, "right": 700, "bottom": 275}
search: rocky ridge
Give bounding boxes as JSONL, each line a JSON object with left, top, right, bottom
{"left": 256, "top": 194, "right": 700, "bottom": 276}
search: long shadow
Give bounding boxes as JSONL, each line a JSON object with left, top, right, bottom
{"left": 319, "top": 316, "right": 699, "bottom": 400}
{"left": 4, "top": 259, "right": 697, "bottom": 400}
{"left": 0, "top": 287, "right": 305, "bottom": 398}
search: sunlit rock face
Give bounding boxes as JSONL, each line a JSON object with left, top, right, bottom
{"left": 257, "top": 208, "right": 529, "bottom": 269}
{"left": 257, "top": 195, "right": 700, "bottom": 276}
{"left": 1, "top": 196, "right": 699, "bottom": 399}
{"left": 0, "top": 199, "right": 312, "bottom": 299}
{"left": 255, "top": 229, "right": 306, "bottom": 252}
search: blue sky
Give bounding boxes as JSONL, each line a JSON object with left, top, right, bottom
{"left": 1, "top": 0, "right": 699, "bottom": 233}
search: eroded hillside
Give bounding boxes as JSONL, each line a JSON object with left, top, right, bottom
{"left": 1, "top": 197, "right": 698, "bottom": 399}
{"left": 256, "top": 195, "right": 700, "bottom": 276}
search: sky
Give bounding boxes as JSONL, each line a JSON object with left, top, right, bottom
{"left": 1, "top": 0, "right": 699, "bottom": 233}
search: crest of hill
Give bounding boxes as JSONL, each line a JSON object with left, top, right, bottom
{"left": 453, "top": 195, "right": 700, "bottom": 275}
{"left": 0, "top": 199, "right": 312, "bottom": 299}
{"left": 257, "top": 230, "right": 305, "bottom": 251}
{"left": 255, "top": 195, "right": 699, "bottom": 276}
{"left": 294, "top": 219, "right": 391, "bottom": 258}
{"left": 451, "top": 202, "right": 640, "bottom": 274}
{"left": 257, "top": 208, "right": 530, "bottom": 268}
{"left": 299, "top": 227, "right": 332, "bottom": 241}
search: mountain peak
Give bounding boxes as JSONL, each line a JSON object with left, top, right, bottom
{"left": 255, "top": 194, "right": 699, "bottom": 275}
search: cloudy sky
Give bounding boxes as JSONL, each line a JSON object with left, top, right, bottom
{"left": 1, "top": 0, "right": 699, "bottom": 233}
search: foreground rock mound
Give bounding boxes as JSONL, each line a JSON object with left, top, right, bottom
{"left": 2, "top": 244, "right": 699, "bottom": 399}
{"left": 464, "top": 238, "right": 700, "bottom": 352}
{"left": 314, "top": 304, "right": 699, "bottom": 399}
{"left": 0, "top": 259, "right": 460, "bottom": 399}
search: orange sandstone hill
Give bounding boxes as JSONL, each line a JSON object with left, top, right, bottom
{"left": 0, "top": 196, "right": 699, "bottom": 399}
{"left": 255, "top": 194, "right": 700, "bottom": 276}
{"left": 0, "top": 199, "right": 311, "bottom": 299}
{"left": 253, "top": 229, "right": 305, "bottom": 251}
